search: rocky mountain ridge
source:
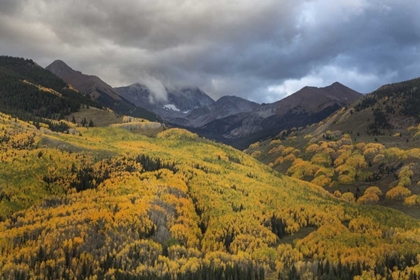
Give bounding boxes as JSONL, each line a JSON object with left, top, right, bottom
{"left": 46, "top": 59, "right": 363, "bottom": 149}
{"left": 46, "top": 60, "right": 160, "bottom": 121}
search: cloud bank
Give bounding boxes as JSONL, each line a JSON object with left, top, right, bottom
{"left": 1, "top": 0, "right": 420, "bottom": 103}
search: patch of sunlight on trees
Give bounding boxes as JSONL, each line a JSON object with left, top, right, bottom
{"left": 156, "top": 128, "right": 198, "bottom": 140}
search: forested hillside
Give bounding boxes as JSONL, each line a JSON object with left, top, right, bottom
{"left": 0, "top": 56, "right": 100, "bottom": 131}
{"left": 0, "top": 111, "right": 419, "bottom": 279}
{"left": 246, "top": 77, "right": 420, "bottom": 220}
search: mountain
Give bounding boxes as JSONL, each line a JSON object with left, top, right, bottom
{"left": 170, "top": 95, "right": 259, "bottom": 127}
{"left": 114, "top": 83, "right": 215, "bottom": 120}
{"left": 46, "top": 61, "right": 361, "bottom": 149}
{"left": 246, "top": 76, "right": 420, "bottom": 219}
{"left": 255, "top": 81, "right": 362, "bottom": 119}
{"left": 46, "top": 60, "right": 160, "bottom": 121}
{"left": 0, "top": 110, "right": 419, "bottom": 279}
{"left": 115, "top": 84, "right": 261, "bottom": 128}
{"left": 0, "top": 56, "right": 99, "bottom": 131}
{"left": 192, "top": 82, "right": 363, "bottom": 149}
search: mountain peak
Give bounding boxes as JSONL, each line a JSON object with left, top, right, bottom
{"left": 216, "top": 95, "right": 258, "bottom": 106}
{"left": 48, "top": 59, "right": 72, "bottom": 69}
{"left": 49, "top": 59, "right": 69, "bottom": 67}
{"left": 46, "top": 60, "right": 76, "bottom": 76}
{"left": 327, "top": 81, "right": 349, "bottom": 89}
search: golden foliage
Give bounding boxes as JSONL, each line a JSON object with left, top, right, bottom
{"left": 341, "top": 192, "right": 355, "bottom": 203}
{"left": 403, "top": 195, "right": 420, "bottom": 207}
{"left": 398, "top": 176, "right": 412, "bottom": 187}
{"left": 334, "top": 150, "right": 352, "bottom": 167}
{"left": 310, "top": 153, "right": 331, "bottom": 167}
{"left": 384, "top": 147, "right": 407, "bottom": 160}
{"left": 269, "top": 139, "right": 282, "bottom": 146}
{"left": 286, "top": 136, "right": 297, "bottom": 142}
{"left": 398, "top": 165, "right": 414, "bottom": 179}
{"left": 333, "top": 190, "right": 342, "bottom": 198}
{"left": 268, "top": 145, "right": 285, "bottom": 155}
{"left": 345, "top": 154, "right": 367, "bottom": 170}
{"left": 305, "top": 144, "right": 319, "bottom": 154}
{"left": 282, "top": 147, "right": 297, "bottom": 156}
{"left": 407, "top": 148, "right": 420, "bottom": 159}
{"left": 156, "top": 128, "right": 198, "bottom": 140}
{"left": 248, "top": 142, "right": 259, "bottom": 149}
{"left": 357, "top": 193, "right": 380, "bottom": 204}
{"left": 273, "top": 156, "right": 284, "bottom": 166}
{"left": 363, "top": 143, "right": 385, "bottom": 160}
{"left": 354, "top": 142, "right": 366, "bottom": 151}
{"left": 283, "top": 153, "right": 296, "bottom": 162}
{"left": 0, "top": 111, "right": 419, "bottom": 279}
{"left": 311, "top": 175, "right": 332, "bottom": 188}
{"left": 364, "top": 186, "right": 383, "bottom": 196}
{"left": 386, "top": 186, "right": 412, "bottom": 200}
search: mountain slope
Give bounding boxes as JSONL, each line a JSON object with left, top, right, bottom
{"left": 170, "top": 95, "right": 259, "bottom": 127}
{"left": 195, "top": 82, "right": 362, "bottom": 149}
{"left": 0, "top": 111, "right": 419, "bottom": 279}
{"left": 0, "top": 56, "right": 99, "bottom": 131}
{"left": 115, "top": 84, "right": 260, "bottom": 128}
{"left": 266, "top": 81, "right": 362, "bottom": 117}
{"left": 246, "top": 77, "right": 420, "bottom": 219}
{"left": 46, "top": 60, "right": 160, "bottom": 121}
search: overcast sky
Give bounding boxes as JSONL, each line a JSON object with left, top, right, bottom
{"left": 1, "top": 0, "right": 420, "bottom": 103}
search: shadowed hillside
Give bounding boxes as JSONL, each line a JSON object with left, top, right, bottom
{"left": 0, "top": 56, "right": 100, "bottom": 131}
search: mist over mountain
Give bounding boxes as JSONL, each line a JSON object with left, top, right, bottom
{"left": 47, "top": 59, "right": 363, "bottom": 149}
{"left": 114, "top": 83, "right": 215, "bottom": 120}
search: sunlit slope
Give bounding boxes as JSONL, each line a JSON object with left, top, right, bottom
{"left": 0, "top": 115, "right": 419, "bottom": 279}
{"left": 246, "top": 103, "right": 420, "bottom": 219}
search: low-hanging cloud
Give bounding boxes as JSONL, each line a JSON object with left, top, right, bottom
{"left": 138, "top": 73, "right": 168, "bottom": 104}
{"left": 1, "top": 0, "right": 420, "bottom": 103}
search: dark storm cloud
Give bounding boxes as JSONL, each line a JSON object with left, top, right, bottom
{"left": 1, "top": 0, "right": 420, "bottom": 103}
